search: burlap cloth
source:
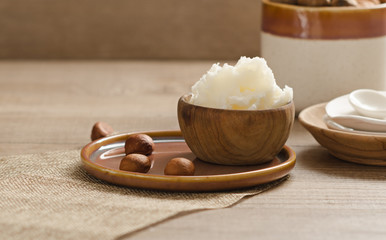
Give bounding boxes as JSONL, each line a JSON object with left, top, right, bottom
{"left": 0, "top": 150, "right": 287, "bottom": 240}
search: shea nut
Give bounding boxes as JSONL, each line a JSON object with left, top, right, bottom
{"left": 91, "top": 122, "right": 114, "bottom": 141}
{"left": 125, "top": 134, "right": 155, "bottom": 156}
{"left": 164, "top": 158, "right": 195, "bottom": 176}
{"left": 119, "top": 153, "right": 152, "bottom": 173}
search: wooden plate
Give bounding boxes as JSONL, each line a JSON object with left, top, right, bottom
{"left": 80, "top": 131, "right": 296, "bottom": 192}
{"left": 299, "top": 103, "right": 386, "bottom": 166}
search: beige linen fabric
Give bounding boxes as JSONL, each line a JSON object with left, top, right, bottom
{"left": 0, "top": 150, "right": 287, "bottom": 240}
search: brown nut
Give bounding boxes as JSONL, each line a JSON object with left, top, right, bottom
{"left": 125, "top": 134, "right": 155, "bottom": 155}
{"left": 91, "top": 122, "right": 114, "bottom": 141}
{"left": 119, "top": 154, "right": 151, "bottom": 173}
{"left": 164, "top": 158, "right": 195, "bottom": 176}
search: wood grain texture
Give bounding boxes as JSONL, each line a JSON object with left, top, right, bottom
{"left": 178, "top": 95, "right": 295, "bottom": 165}
{"left": 132, "top": 145, "right": 386, "bottom": 240}
{"left": 0, "top": 0, "right": 261, "bottom": 59}
{"left": 1, "top": 61, "right": 386, "bottom": 240}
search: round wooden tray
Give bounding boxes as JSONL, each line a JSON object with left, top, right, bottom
{"left": 80, "top": 130, "right": 296, "bottom": 192}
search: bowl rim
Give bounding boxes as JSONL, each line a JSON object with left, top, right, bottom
{"left": 299, "top": 103, "right": 386, "bottom": 139}
{"left": 179, "top": 94, "right": 294, "bottom": 112}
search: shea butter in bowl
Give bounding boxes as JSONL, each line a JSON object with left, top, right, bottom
{"left": 178, "top": 57, "right": 295, "bottom": 165}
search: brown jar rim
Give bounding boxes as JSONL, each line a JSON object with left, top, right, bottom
{"left": 262, "top": 0, "right": 386, "bottom": 39}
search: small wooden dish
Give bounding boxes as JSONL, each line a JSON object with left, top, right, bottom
{"left": 299, "top": 103, "right": 386, "bottom": 166}
{"left": 80, "top": 131, "right": 296, "bottom": 192}
{"left": 178, "top": 95, "right": 295, "bottom": 165}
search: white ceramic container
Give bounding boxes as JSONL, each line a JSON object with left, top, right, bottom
{"left": 261, "top": 0, "right": 386, "bottom": 112}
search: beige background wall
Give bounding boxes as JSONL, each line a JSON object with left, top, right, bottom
{"left": 0, "top": 0, "right": 262, "bottom": 60}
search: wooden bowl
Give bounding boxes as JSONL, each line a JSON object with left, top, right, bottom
{"left": 177, "top": 94, "right": 295, "bottom": 165}
{"left": 299, "top": 103, "right": 386, "bottom": 166}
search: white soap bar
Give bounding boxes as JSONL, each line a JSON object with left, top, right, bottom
{"left": 189, "top": 56, "right": 293, "bottom": 110}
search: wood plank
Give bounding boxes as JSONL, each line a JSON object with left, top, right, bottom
{"left": 1, "top": 61, "right": 385, "bottom": 240}
{"left": 130, "top": 146, "right": 386, "bottom": 240}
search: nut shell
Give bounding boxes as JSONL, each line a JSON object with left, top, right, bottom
{"left": 125, "top": 134, "right": 155, "bottom": 155}
{"left": 91, "top": 122, "right": 114, "bottom": 141}
{"left": 119, "top": 154, "right": 151, "bottom": 173}
{"left": 164, "top": 158, "right": 195, "bottom": 176}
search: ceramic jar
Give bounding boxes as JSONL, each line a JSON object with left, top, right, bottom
{"left": 261, "top": 0, "right": 386, "bottom": 112}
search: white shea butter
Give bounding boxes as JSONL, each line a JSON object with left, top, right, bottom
{"left": 189, "top": 56, "right": 293, "bottom": 110}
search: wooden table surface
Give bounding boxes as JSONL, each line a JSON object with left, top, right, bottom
{"left": 1, "top": 61, "right": 385, "bottom": 240}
